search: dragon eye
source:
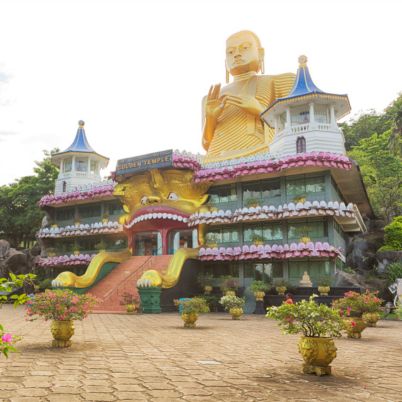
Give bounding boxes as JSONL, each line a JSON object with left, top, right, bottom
{"left": 140, "top": 196, "right": 148, "bottom": 205}
{"left": 168, "top": 192, "right": 179, "bottom": 200}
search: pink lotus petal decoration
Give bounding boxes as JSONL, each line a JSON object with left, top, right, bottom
{"left": 198, "top": 242, "right": 342, "bottom": 261}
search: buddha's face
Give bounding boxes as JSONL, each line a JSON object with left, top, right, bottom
{"left": 226, "top": 32, "right": 261, "bottom": 76}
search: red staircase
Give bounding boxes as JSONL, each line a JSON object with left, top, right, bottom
{"left": 89, "top": 255, "right": 172, "bottom": 313}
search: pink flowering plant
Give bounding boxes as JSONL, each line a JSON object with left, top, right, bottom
{"left": 26, "top": 289, "right": 98, "bottom": 321}
{"left": 266, "top": 295, "right": 343, "bottom": 338}
{"left": 0, "top": 273, "right": 36, "bottom": 358}
{"left": 332, "top": 290, "right": 382, "bottom": 317}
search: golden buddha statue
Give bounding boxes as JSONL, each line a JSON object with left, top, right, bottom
{"left": 202, "top": 30, "right": 295, "bottom": 163}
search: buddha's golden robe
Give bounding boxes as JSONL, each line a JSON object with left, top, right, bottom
{"left": 203, "top": 73, "right": 295, "bottom": 163}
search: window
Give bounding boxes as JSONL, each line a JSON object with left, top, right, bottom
{"left": 78, "top": 205, "right": 101, "bottom": 219}
{"left": 296, "top": 136, "right": 306, "bottom": 153}
{"left": 315, "top": 105, "right": 330, "bottom": 124}
{"left": 291, "top": 109, "right": 309, "bottom": 125}
{"left": 63, "top": 158, "right": 72, "bottom": 173}
{"left": 62, "top": 181, "right": 67, "bottom": 192}
{"left": 244, "top": 262, "right": 283, "bottom": 281}
{"left": 287, "top": 220, "right": 327, "bottom": 241}
{"left": 90, "top": 160, "right": 98, "bottom": 174}
{"left": 105, "top": 202, "right": 123, "bottom": 216}
{"left": 75, "top": 158, "right": 88, "bottom": 172}
{"left": 243, "top": 223, "right": 283, "bottom": 242}
{"left": 205, "top": 228, "right": 239, "bottom": 244}
{"left": 208, "top": 185, "right": 237, "bottom": 205}
{"left": 55, "top": 208, "right": 75, "bottom": 221}
{"left": 286, "top": 176, "right": 325, "bottom": 199}
{"left": 242, "top": 180, "right": 281, "bottom": 205}
{"left": 288, "top": 260, "right": 331, "bottom": 284}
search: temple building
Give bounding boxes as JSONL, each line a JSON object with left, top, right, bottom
{"left": 39, "top": 31, "right": 372, "bottom": 312}
{"left": 37, "top": 122, "right": 126, "bottom": 278}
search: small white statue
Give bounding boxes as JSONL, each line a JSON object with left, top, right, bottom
{"left": 299, "top": 271, "right": 312, "bottom": 287}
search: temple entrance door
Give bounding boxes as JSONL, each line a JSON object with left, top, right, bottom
{"left": 134, "top": 232, "right": 162, "bottom": 256}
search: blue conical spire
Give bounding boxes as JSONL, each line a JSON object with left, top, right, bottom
{"left": 285, "top": 55, "right": 323, "bottom": 98}
{"left": 63, "top": 120, "right": 95, "bottom": 153}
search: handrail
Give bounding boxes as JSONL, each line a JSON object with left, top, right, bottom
{"left": 100, "top": 255, "right": 155, "bottom": 302}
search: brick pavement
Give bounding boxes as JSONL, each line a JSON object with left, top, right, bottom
{"left": 1, "top": 305, "right": 402, "bottom": 402}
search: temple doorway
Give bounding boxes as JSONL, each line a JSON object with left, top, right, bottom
{"left": 134, "top": 231, "right": 162, "bottom": 256}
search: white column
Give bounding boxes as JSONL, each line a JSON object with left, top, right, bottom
{"left": 192, "top": 229, "right": 198, "bottom": 247}
{"left": 309, "top": 103, "right": 315, "bottom": 127}
{"left": 286, "top": 108, "right": 291, "bottom": 128}
{"left": 330, "top": 105, "right": 336, "bottom": 127}
{"left": 72, "top": 155, "right": 76, "bottom": 172}
{"left": 87, "top": 157, "right": 91, "bottom": 174}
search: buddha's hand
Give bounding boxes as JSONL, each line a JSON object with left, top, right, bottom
{"left": 205, "top": 84, "right": 224, "bottom": 120}
{"left": 224, "top": 94, "right": 264, "bottom": 116}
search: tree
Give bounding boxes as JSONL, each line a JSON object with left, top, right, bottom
{"left": 0, "top": 150, "right": 58, "bottom": 248}
{"left": 348, "top": 131, "right": 402, "bottom": 222}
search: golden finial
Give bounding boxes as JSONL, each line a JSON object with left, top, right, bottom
{"left": 78, "top": 120, "right": 85, "bottom": 128}
{"left": 298, "top": 55, "right": 308, "bottom": 67}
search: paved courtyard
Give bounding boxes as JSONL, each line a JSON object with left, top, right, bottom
{"left": 1, "top": 305, "right": 402, "bottom": 402}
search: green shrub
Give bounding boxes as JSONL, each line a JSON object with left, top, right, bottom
{"left": 39, "top": 279, "right": 53, "bottom": 291}
{"left": 386, "top": 262, "right": 402, "bottom": 284}
{"left": 379, "top": 216, "right": 402, "bottom": 251}
{"left": 249, "top": 280, "right": 270, "bottom": 293}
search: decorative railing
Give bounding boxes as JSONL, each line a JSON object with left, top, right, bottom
{"left": 36, "top": 253, "right": 96, "bottom": 267}
{"left": 189, "top": 201, "right": 355, "bottom": 226}
{"left": 195, "top": 152, "right": 352, "bottom": 183}
{"left": 37, "top": 221, "right": 123, "bottom": 238}
{"left": 39, "top": 181, "right": 115, "bottom": 207}
{"left": 199, "top": 242, "right": 342, "bottom": 261}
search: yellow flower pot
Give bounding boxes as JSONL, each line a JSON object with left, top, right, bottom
{"left": 343, "top": 317, "right": 367, "bottom": 339}
{"left": 229, "top": 307, "right": 243, "bottom": 320}
{"left": 298, "top": 337, "right": 337, "bottom": 376}
{"left": 254, "top": 291, "right": 265, "bottom": 301}
{"left": 318, "top": 286, "right": 330, "bottom": 296}
{"left": 276, "top": 286, "right": 287, "bottom": 296}
{"left": 362, "top": 312, "right": 380, "bottom": 327}
{"left": 126, "top": 304, "right": 137, "bottom": 314}
{"left": 300, "top": 236, "right": 311, "bottom": 244}
{"left": 181, "top": 312, "right": 198, "bottom": 328}
{"left": 51, "top": 320, "right": 74, "bottom": 348}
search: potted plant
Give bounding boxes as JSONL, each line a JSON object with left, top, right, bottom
{"left": 266, "top": 295, "right": 343, "bottom": 376}
{"left": 220, "top": 275, "right": 239, "bottom": 296}
{"left": 273, "top": 278, "right": 288, "bottom": 296}
{"left": 46, "top": 248, "right": 57, "bottom": 257}
{"left": 197, "top": 273, "right": 214, "bottom": 295}
{"left": 94, "top": 240, "right": 107, "bottom": 253}
{"left": 102, "top": 212, "right": 109, "bottom": 224}
{"left": 251, "top": 234, "right": 264, "bottom": 245}
{"left": 249, "top": 280, "right": 270, "bottom": 301}
{"left": 317, "top": 276, "right": 331, "bottom": 296}
{"left": 361, "top": 290, "right": 383, "bottom": 327}
{"left": 178, "top": 297, "right": 210, "bottom": 328}
{"left": 205, "top": 232, "right": 219, "bottom": 248}
{"left": 120, "top": 292, "right": 139, "bottom": 314}
{"left": 72, "top": 241, "right": 81, "bottom": 256}
{"left": 293, "top": 195, "right": 307, "bottom": 204}
{"left": 219, "top": 295, "right": 245, "bottom": 319}
{"left": 245, "top": 197, "right": 260, "bottom": 208}
{"left": 25, "top": 289, "right": 98, "bottom": 347}
{"left": 332, "top": 291, "right": 368, "bottom": 338}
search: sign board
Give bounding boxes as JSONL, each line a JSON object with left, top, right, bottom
{"left": 115, "top": 150, "right": 173, "bottom": 177}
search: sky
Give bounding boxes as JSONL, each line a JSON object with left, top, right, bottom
{"left": 0, "top": 0, "right": 401, "bottom": 185}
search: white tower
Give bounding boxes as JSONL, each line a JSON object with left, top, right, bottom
{"left": 261, "top": 56, "right": 351, "bottom": 157}
{"left": 51, "top": 120, "right": 109, "bottom": 195}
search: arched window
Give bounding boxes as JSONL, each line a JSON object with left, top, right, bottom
{"left": 62, "top": 181, "right": 67, "bottom": 192}
{"left": 296, "top": 136, "right": 306, "bottom": 153}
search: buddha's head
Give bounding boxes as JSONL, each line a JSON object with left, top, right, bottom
{"left": 225, "top": 30, "right": 264, "bottom": 77}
